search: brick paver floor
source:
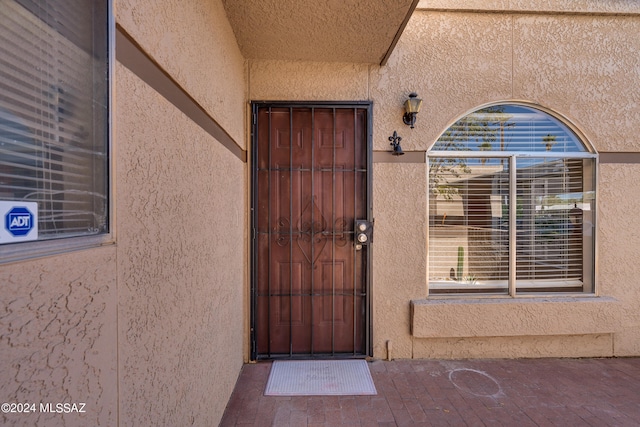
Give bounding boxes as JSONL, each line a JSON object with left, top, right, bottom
{"left": 220, "top": 358, "right": 640, "bottom": 426}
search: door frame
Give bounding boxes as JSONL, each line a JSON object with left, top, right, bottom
{"left": 249, "top": 101, "right": 373, "bottom": 360}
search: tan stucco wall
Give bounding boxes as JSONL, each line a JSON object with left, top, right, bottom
{"left": 249, "top": 7, "right": 640, "bottom": 360}
{"left": 0, "top": 248, "right": 118, "bottom": 427}
{"left": 116, "top": 0, "right": 247, "bottom": 148}
{"left": 223, "top": 0, "right": 415, "bottom": 64}
{"left": 115, "top": 62, "right": 245, "bottom": 426}
{"left": 372, "top": 163, "right": 427, "bottom": 359}
{"left": 386, "top": 9, "right": 640, "bottom": 359}
{"left": 599, "top": 164, "right": 640, "bottom": 356}
{"left": 249, "top": 60, "right": 370, "bottom": 101}
{"left": 418, "top": 0, "right": 640, "bottom": 14}
{"left": 1, "top": 1, "right": 246, "bottom": 426}
{"left": 512, "top": 15, "right": 640, "bottom": 152}
{"left": 114, "top": 0, "right": 247, "bottom": 425}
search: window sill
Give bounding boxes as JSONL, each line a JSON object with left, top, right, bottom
{"left": 0, "top": 234, "right": 115, "bottom": 265}
{"left": 410, "top": 296, "right": 618, "bottom": 338}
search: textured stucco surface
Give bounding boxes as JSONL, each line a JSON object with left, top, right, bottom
{"left": 115, "top": 2, "right": 247, "bottom": 424}
{"left": 374, "top": 9, "right": 640, "bottom": 358}
{"left": 412, "top": 334, "right": 614, "bottom": 359}
{"left": 1, "top": 2, "right": 247, "bottom": 426}
{"left": 411, "top": 298, "right": 618, "bottom": 338}
{"left": 369, "top": 12, "right": 513, "bottom": 152}
{"left": 249, "top": 60, "right": 370, "bottom": 101}
{"left": 115, "top": 62, "right": 245, "bottom": 426}
{"left": 599, "top": 164, "right": 640, "bottom": 356}
{"left": 0, "top": 247, "right": 117, "bottom": 427}
{"left": 418, "top": 0, "right": 640, "bottom": 14}
{"left": 371, "top": 10, "right": 640, "bottom": 153}
{"left": 372, "top": 163, "right": 427, "bottom": 359}
{"left": 223, "top": 0, "right": 416, "bottom": 64}
{"left": 116, "top": 0, "right": 247, "bottom": 148}
{"left": 512, "top": 15, "right": 640, "bottom": 152}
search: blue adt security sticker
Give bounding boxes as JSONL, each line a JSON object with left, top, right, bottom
{"left": 6, "top": 206, "right": 34, "bottom": 236}
{"left": 0, "top": 201, "right": 38, "bottom": 243}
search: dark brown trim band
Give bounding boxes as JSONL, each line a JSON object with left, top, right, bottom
{"left": 115, "top": 24, "right": 247, "bottom": 162}
{"left": 373, "top": 151, "right": 426, "bottom": 163}
{"left": 600, "top": 152, "right": 640, "bottom": 164}
{"left": 418, "top": 7, "right": 640, "bottom": 17}
{"left": 373, "top": 151, "right": 640, "bottom": 164}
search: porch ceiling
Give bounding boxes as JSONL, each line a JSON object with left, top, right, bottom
{"left": 221, "top": 0, "right": 419, "bottom": 65}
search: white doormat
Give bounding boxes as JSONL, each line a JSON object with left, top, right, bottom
{"left": 264, "top": 360, "right": 377, "bottom": 396}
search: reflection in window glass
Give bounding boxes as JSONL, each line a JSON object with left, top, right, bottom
{"left": 429, "top": 157, "right": 509, "bottom": 293}
{"left": 0, "top": 0, "right": 109, "bottom": 243}
{"left": 431, "top": 105, "right": 587, "bottom": 153}
{"left": 428, "top": 105, "right": 595, "bottom": 295}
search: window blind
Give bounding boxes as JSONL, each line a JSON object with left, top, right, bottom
{"left": 0, "top": 0, "right": 108, "bottom": 241}
{"left": 429, "top": 157, "right": 510, "bottom": 293}
{"left": 432, "top": 106, "right": 587, "bottom": 154}
{"left": 429, "top": 105, "right": 595, "bottom": 294}
{"left": 515, "top": 158, "right": 590, "bottom": 290}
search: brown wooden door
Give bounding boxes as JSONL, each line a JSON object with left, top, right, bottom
{"left": 252, "top": 104, "right": 371, "bottom": 358}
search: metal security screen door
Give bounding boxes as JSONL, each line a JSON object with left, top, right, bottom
{"left": 251, "top": 103, "right": 372, "bottom": 359}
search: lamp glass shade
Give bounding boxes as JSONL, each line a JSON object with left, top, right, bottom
{"left": 404, "top": 97, "right": 423, "bottom": 114}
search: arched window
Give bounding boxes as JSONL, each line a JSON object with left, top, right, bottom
{"left": 428, "top": 104, "right": 596, "bottom": 295}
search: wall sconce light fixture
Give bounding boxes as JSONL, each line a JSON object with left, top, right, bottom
{"left": 403, "top": 92, "right": 423, "bottom": 129}
{"left": 389, "top": 130, "right": 404, "bottom": 156}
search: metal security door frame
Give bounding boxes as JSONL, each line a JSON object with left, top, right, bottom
{"left": 250, "top": 101, "right": 373, "bottom": 360}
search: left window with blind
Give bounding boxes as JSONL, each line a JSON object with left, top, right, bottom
{"left": 0, "top": 0, "right": 110, "bottom": 257}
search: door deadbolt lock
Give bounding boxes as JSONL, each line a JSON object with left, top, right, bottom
{"left": 354, "top": 220, "right": 373, "bottom": 250}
